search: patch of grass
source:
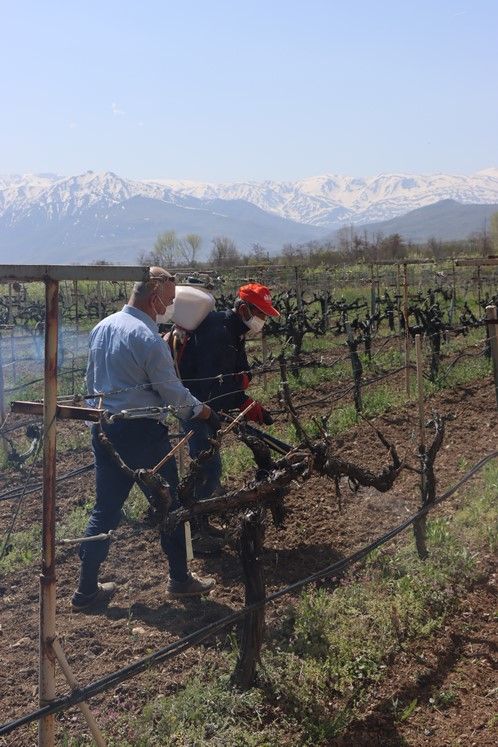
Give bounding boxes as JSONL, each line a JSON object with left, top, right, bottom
{"left": 56, "top": 500, "right": 93, "bottom": 540}
{"left": 302, "top": 334, "right": 342, "bottom": 353}
{"left": 429, "top": 688, "right": 458, "bottom": 710}
{"left": 221, "top": 441, "right": 256, "bottom": 481}
{"left": 57, "top": 425, "right": 91, "bottom": 455}
{"left": 452, "top": 461, "right": 498, "bottom": 553}
{"left": 135, "top": 674, "right": 283, "bottom": 746}
{"left": 0, "top": 524, "right": 40, "bottom": 576}
{"left": 0, "top": 498, "right": 94, "bottom": 576}
{"left": 429, "top": 354, "right": 491, "bottom": 391}
{"left": 361, "top": 382, "right": 407, "bottom": 416}
{"left": 366, "top": 345, "right": 404, "bottom": 371}
{"left": 398, "top": 697, "right": 418, "bottom": 722}
{"left": 325, "top": 403, "right": 359, "bottom": 435}
{"left": 121, "top": 483, "right": 149, "bottom": 524}
{"left": 92, "top": 463, "right": 497, "bottom": 747}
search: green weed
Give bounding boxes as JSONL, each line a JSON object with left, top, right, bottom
{"left": 121, "top": 483, "right": 149, "bottom": 524}
{"left": 0, "top": 524, "right": 40, "bottom": 576}
{"left": 56, "top": 501, "right": 93, "bottom": 540}
{"left": 429, "top": 688, "right": 458, "bottom": 710}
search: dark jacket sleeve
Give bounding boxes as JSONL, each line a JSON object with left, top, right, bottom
{"left": 177, "top": 311, "right": 248, "bottom": 412}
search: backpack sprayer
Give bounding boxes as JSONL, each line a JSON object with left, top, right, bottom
{"left": 163, "top": 283, "right": 293, "bottom": 455}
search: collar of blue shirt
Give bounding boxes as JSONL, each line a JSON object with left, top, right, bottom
{"left": 122, "top": 304, "right": 159, "bottom": 335}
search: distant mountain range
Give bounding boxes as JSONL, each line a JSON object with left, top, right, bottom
{"left": 358, "top": 199, "right": 498, "bottom": 243}
{"left": 0, "top": 169, "right": 497, "bottom": 262}
{"left": 155, "top": 168, "right": 498, "bottom": 226}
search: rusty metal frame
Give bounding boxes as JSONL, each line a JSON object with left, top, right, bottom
{"left": 455, "top": 258, "right": 498, "bottom": 267}
{"left": 0, "top": 265, "right": 150, "bottom": 282}
{"left": 0, "top": 265, "right": 149, "bottom": 747}
{"left": 369, "top": 258, "right": 435, "bottom": 265}
{"left": 10, "top": 401, "right": 103, "bottom": 421}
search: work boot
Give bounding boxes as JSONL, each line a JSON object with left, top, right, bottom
{"left": 71, "top": 582, "right": 117, "bottom": 612}
{"left": 167, "top": 572, "right": 215, "bottom": 598}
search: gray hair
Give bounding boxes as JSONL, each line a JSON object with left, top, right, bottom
{"left": 132, "top": 267, "right": 175, "bottom": 298}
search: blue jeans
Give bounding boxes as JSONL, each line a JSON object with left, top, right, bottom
{"left": 77, "top": 419, "right": 188, "bottom": 595}
{"left": 184, "top": 418, "right": 222, "bottom": 503}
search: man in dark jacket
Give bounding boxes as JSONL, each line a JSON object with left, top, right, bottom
{"left": 171, "top": 283, "right": 280, "bottom": 553}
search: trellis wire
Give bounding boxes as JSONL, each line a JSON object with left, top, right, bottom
{"left": 0, "top": 449, "right": 495, "bottom": 738}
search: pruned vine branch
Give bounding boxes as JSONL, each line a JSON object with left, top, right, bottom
{"left": 166, "top": 419, "right": 409, "bottom": 531}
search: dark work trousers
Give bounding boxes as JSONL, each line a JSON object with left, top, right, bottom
{"left": 183, "top": 417, "right": 222, "bottom": 502}
{"left": 77, "top": 419, "right": 188, "bottom": 595}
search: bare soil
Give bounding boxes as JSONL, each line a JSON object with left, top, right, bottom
{"left": 0, "top": 375, "right": 496, "bottom": 746}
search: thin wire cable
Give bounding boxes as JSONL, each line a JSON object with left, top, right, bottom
{"left": 1, "top": 450, "right": 495, "bottom": 736}
{"left": 0, "top": 463, "right": 94, "bottom": 503}
{"left": 0, "top": 418, "right": 41, "bottom": 437}
{"left": 0, "top": 436, "right": 43, "bottom": 562}
{"left": 50, "top": 327, "right": 487, "bottom": 403}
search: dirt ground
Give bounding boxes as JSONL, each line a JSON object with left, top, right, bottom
{"left": 0, "top": 374, "right": 496, "bottom": 746}
{"left": 337, "top": 580, "right": 497, "bottom": 747}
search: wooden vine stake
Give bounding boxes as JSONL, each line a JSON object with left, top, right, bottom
{"left": 370, "top": 263, "right": 376, "bottom": 317}
{"left": 415, "top": 335, "right": 425, "bottom": 454}
{"left": 346, "top": 322, "right": 362, "bottom": 414}
{"left": 403, "top": 262, "right": 410, "bottom": 395}
{"left": 231, "top": 510, "right": 266, "bottom": 689}
{"left": 413, "top": 334, "right": 428, "bottom": 560}
{"left": 486, "top": 305, "right": 498, "bottom": 409}
{"left": 261, "top": 329, "right": 268, "bottom": 391}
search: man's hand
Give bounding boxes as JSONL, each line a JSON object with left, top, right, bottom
{"left": 195, "top": 404, "right": 221, "bottom": 433}
{"left": 240, "top": 398, "right": 274, "bottom": 425}
{"left": 206, "top": 409, "right": 221, "bottom": 434}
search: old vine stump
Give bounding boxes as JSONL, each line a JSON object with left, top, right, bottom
{"left": 231, "top": 510, "right": 266, "bottom": 689}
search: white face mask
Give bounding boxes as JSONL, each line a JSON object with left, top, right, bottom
{"left": 244, "top": 314, "right": 265, "bottom": 338}
{"left": 155, "top": 301, "right": 175, "bottom": 325}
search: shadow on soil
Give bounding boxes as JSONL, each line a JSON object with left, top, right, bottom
{"left": 332, "top": 632, "right": 465, "bottom": 747}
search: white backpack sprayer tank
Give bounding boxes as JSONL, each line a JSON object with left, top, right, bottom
{"left": 172, "top": 285, "right": 215, "bottom": 331}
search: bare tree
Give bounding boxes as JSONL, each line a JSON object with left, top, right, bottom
{"left": 336, "top": 226, "right": 352, "bottom": 254}
{"left": 249, "top": 243, "right": 269, "bottom": 263}
{"left": 209, "top": 236, "right": 241, "bottom": 267}
{"left": 490, "top": 211, "right": 498, "bottom": 254}
{"left": 281, "top": 243, "right": 305, "bottom": 264}
{"left": 138, "top": 230, "right": 182, "bottom": 267}
{"left": 378, "top": 233, "right": 407, "bottom": 260}
{"left": 178, "top": 233, "right": 202, "bottom": 266}
{"left": 153, "top": 230, "right": 179, "bottom": 265}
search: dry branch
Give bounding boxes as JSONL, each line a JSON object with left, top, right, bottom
{"left": 166, "top": 423, "right": 406, "bottom": 530}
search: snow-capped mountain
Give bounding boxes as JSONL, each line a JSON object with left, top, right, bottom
{"left": 1, "top": 168, "right": 498, "bottom": 230}
{"left": 0, "top": 169, "right": 497, "bottom": 263}
{"left": 153, "top": 168, "right": 498, "bottom": 226}
{"left": 0, "top": 171, "right": 324, "bottom": 262}
{"left": 0, "top": 171, "right": 194, "bottom": 227}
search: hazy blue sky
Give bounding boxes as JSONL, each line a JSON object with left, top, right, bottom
{"left": 1, "top": 0, "right": 496, "bottom": 181}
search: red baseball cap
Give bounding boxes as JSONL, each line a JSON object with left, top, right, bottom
{"left": 238, "top": 283, "right": 280, "bottom": 317}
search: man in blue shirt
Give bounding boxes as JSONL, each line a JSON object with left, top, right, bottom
{"left": 72, "top": 267, "right": 216, "bottom": 611}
